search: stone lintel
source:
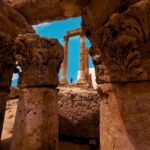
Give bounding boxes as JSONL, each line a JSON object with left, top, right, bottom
{"left": 66, "top": 28, "right": 82, "bottom": 38}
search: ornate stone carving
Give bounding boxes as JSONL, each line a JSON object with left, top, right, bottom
{"left": 11, "top": 33, "right": 63, "bottom": 150}
{"left": 102, "top": 35, "right": 148, "bottom": 81}
{"left": 101, "top": 0, "right": 150, "bottom": 82}
{"left": 13, "top": 33, "right": 64, "bottom": 88}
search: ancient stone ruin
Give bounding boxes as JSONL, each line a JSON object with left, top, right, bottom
{"left": 60, "top": 28, "right": 91, "bottom": 87}
{"left": 0, "top": 0, "right": 150, "bottom": 150}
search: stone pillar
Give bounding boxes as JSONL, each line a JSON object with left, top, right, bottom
{"left": 60, "top": 36, "right": 69, "bottom": 85}
{"left": 83, "top": 1, "right": 150, "bottom": 150}
{"left": 84, "top": 48, "right": 89, "bottom": 80}
{"left": 98, "top": 81, "right": 150, "bottom": 150}
{"left": 0, "top": 33, "right": 15, "bottom": 139}
{"left": 77, "top": 34, "right": 87, "bottom": 85}
{"left": 97, "top": 2, "right": 150, "bottom": 149}
{"left": 11, "top": 33, "right": 63, "bottom": 150}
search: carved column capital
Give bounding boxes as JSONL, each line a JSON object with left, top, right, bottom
{"left": 101, "top": 1, "right": 150, "bottom": 82}
{"left": 14, "top": 33, "right": 64, "bottom": 88}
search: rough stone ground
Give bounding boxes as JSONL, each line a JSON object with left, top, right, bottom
{"left": 58, "top": 86, "right": 99, "bottom": 139}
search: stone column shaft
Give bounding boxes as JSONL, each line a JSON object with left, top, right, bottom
{"left": 12, "top": 88, "right": 59, "bottom": 150}
{"left": 85, "top": 48, "right": 89, "bottom": 80}
{"left": 99, "top": 82, "right": 150, "bottom": 150}
{"left": 60, "top": 36, "right": 68, "bottom": 85}
{"left": 77, "top": 34, "right": 86, "bottom": 84}
{"left": 96, "top": 2, "right": 150, "bottom": 149}
{"left": 11, "top": 34, "right": 63, "bottom": 150}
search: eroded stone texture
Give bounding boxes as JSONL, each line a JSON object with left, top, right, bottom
{"left": 60, "top": 36, "right": 69, "bottom": 85}
{"left": 11, "top": 33, "right": 63, "bottom": 150}
{"left": 0, "top": 0, "right": 33, "bottom": 38}
{"left": 99, "top": 82, "right": 150, "bottom": 150}
{"left": 4, "top": 0, "right": 141, "bottom": 25}
{"left": 8, "top": 86, "right": 100, "bottom": 140}
{"left": 4, "top": 0, "right": 89, "bottom": 24}
{"left": 77, "top": 33, "right": 87, "bottom": 85}
{"left": 14, "top": 34, "right": 63, "bottom": 88}
{"left": 83, "top": 0, "right": 150, "bottom": 150}
{"left": 11, "top": 88, "right": 59, "bottom": 150}
{"left": 58, "top": 87, "right": 99, "bottom": 139}
{"left": 82, "top": 0, "right": 141, "bottom": 84}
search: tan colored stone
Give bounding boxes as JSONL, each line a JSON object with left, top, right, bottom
{"left": 0, "top": 0, "right": 33, "bottom": 38}
{"left": 77, "top": 34, "right": 87, "bottom": 84}
{"left": 58, "top": 87, "right": 99, "bottom": 139}
{"left": 92, "top": 1, "right": 150, "bottom": 150}
{"left": 11, "top": 33, "right": 63, "bottom": 150}
{"left": 4, "top": 0, "right": 88, "bottom": 24}
{"left": 84, "top": 48, "right": 89, "bottom": 80}
{"left": 99, "top": 82, "right": 150, "bottom": 150}
{"left": 60, "top": 36, "right": 69, "bottom": 85}
{"left": 4, "top": 0, "right": 140, "bottom": 25}
{"left": 13, "top": 33, "right": 64, "bottom": 88}
{"left": 11, "top": 88, "right": 59, "bottom": 150}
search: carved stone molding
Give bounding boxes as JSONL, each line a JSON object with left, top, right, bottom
{"left": 13, "top": 33, "right": 64, "bottom": 88}
{"left": 101, "top": 0, "right": 150, "bottom": 82}
{"left": 82, "top": 0, "right": 150, "bottom": 83}
{"left": 11, "top": 34, "right": 63, "bottom": 150}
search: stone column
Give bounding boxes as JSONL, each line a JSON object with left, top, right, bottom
{"left": 84, "top": 48, "right": 89, "bottom": 80}
{"left": 0, "top": 33, "right": 15, "bottom": 139}
{"left": 77, "top": 34, "right": 87, "bottom": 85}
{"left": 11, "top": 33, "right": 63, "bottom": 150}
{"left": 97, "top": 3, "right": 150, "bottom": 149}
{"left": 83, "top": 1, "right": 150, "bottom": 150}
{"left": 98, "top": 81, "right": 150, "bottom": 150}
{"left": 60, "top": 36, "right": 69, "bottom": 85}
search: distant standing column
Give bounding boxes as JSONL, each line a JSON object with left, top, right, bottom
{"left": 85, "top": 48, "right": 89, "bottom": 80}
{"left": 60, "top": 36, "right": 69, "bottom": 85}
{"left": 77, "top": 34, "right": 87, "bottom": 84}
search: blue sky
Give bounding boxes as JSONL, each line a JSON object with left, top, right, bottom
{"left": 12, "top": 17, "right": 94, "bottom": 86}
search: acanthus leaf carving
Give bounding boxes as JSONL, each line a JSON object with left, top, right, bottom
{"left": 101, "top": 0, "right": 150, "bottom": 82}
